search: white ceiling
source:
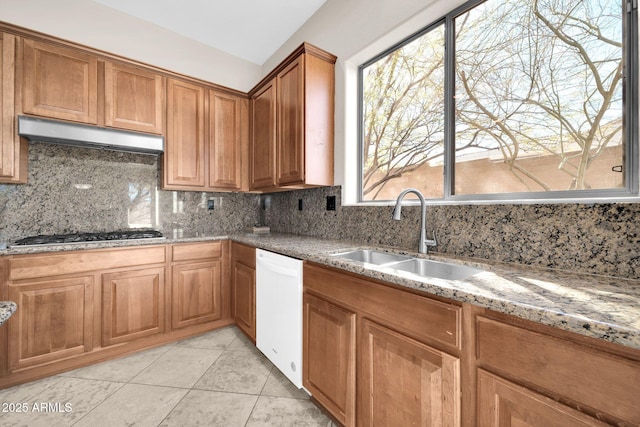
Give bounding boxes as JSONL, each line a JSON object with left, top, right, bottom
{"left": 91, "top": 0, "right": 326, "bottom": 65}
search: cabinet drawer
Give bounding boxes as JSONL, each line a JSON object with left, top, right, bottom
{"left": 304, "top": 263, "right": 461, "bottom": 350}
{"left": 476, "top": 316, "right": 640, "bottom": 425}
{"left": 172, "top": 242, "right": 222, "bottom": 262}
{"left": 9, "top": 246, "right": 166, "bottom": 280}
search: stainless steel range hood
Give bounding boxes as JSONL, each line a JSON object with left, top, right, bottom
{"left": 18, "top": 116, "right": 164, "bottom": 155}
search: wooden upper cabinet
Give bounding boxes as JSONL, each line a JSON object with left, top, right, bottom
{"left": 22, "top": 39, "right": 98, "bottom": 124}
{"left": 163, "top": 78, "right": 206, "bottom": 189}
{"left": 0, "top": 32, "right": 27, "bottom": 183}
{"left": 277, "top": 55, "right": 305, "bottom": 185}
{"left": 250, "top": 78, "right": 277, "bottom": 189}
{"left": 209, "top": 90, "right": 248, "bottom": 190}
{"left": 249, "top": 43, "right": 336, "bottom": 191}
{"left": 104, "top": 62, "right": 164, "bottom": 134}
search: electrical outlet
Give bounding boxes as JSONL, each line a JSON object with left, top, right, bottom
{"left": 207, "top": 199, "right": 215, "bottom": 210}
{"left": 326, "top": 195, "right": 336, "bottom": 211}
{"left": 298, "top": 199, "right": 303, "bottom": 210}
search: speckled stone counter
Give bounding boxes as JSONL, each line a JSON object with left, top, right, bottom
{"left": 1, "top": 232, "right": 638, "bottom": 351}
{"left": 231, "top": 232, "right": 640, "bottom": 351}
{"left": 0, "top": 233, "right": 229, "bottom": 255}
{"left": 0, "top": 301, "right": 17, "bottom": 326}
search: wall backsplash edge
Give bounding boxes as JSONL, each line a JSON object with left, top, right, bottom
{"left": 263, "top": 185, "right": 640, "bottom": 279}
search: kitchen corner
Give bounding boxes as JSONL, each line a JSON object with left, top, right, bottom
{"left": 0, "top": 9, "right": 638, "bottom": 425}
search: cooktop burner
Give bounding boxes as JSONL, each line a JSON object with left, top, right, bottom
{"left": 13, "top": 230, "right": 164, "bottom": 246}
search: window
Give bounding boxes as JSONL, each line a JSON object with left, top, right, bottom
{"left": 359, "top": 0, "right": 636, "bottom": 202}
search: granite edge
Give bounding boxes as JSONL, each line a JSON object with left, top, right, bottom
{"left": 231, "top": 233, "right": 640, "bottom": 351}
{"left": 0, "top": 301, "right": 17, "bottom": 326}
{"left": 1, "top": 232, "right": 638, "bottom": 351}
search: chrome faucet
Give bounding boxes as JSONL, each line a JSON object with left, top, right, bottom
{"left": 392, "top": 188, "right": 437, "bottom": 254}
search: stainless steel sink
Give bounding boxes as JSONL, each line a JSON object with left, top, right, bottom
{"left": 331, "top": 249, "right": 411, "bottom": 265}
{"left": 390, "top": 258, "right": 482, "bottom": 281}
{"left": 332, "top": 249, "right": 483, "bottom": 281}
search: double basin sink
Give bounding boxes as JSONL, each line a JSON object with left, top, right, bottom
{"left": 331, "top": 249, "right": 482, "bottom": 281}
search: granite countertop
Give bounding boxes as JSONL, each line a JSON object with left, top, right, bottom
{"left": 0, "top": 301, "right": 17, "bottom": 326}
{"left": 0, "top": 233, "right": 229, "bottom": 255}
{"left": 1, "top": 232, "right": 638, "bottom": 351}
{"left": 231, "top": 232, "right": 640, "bottom": 351}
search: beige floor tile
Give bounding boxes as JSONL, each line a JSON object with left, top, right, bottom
{"left": 261, "top": 369, "right": 310, "bottom": 400}
{"left": 159, "top": 390, "right": 258, "bottom": 427}
{"left": 175, "top": 326, "right": 240, "bottom": 350}
{"left": 194, "top": 350, "right": 272, "bottom": 394}
{"left": 227, "top": 332, "right": 262, "bottom": 354}
{"left": 59, "top": 344, "right": 173, "bottom": 382}
{"left": 74, "top": 383, "right": 187, "bottom": 427}
{"left": 246, "top": 396, "right": 333, "bottom": 427}
{"left": 131, "top": 346, "right": 223, "bottom": 388}
{"left": 0, "top": 377, "right": 123, "bottom": 427}
{"left": 0, "top": 375, "right": 63, "bottom": 403}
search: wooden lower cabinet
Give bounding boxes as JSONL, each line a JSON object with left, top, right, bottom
{"left": 231, "top": 242, "right": 256, "bottom": 341}
{"left": 303, "top": 293, "right": 356, "bottom": 427}
{"left": 303, "top": 262, "right": 461, "bottom": 427}
{"left": 303, "top": 262, "right": 640, "bottom": 426}
{"left": 475, "top": 314, "right": 640, "bottom": 426}
{"left": 102, "top": 267, "right": 165, "bottom": 346}
{"left": 1, "top": 242, "right": 233, "bottom": 389}
{"left": 7, "top": 276, "right": 94, "bottom": 370}
{"left": 477, "top": 370, "right": 607, "bottom": 427}
{"left": 359, "top": 319, "right": 460, "bottom": 426}
{"left": 170, "top": 241, "right": 228, "bottom": 330}
{"left": 171, "top": 261, "right": 222, "bottom": 329}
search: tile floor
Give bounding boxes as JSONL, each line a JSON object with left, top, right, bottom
{"left": 0, "top": 326, "right": 336, "bottom": 426}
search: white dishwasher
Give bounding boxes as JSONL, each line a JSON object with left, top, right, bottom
{"left": 255, "top": 249, "right": 304, "bottom": 388}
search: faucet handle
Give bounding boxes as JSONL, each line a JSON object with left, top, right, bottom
{"left": 425, "top": 230, "right": 437, "bottom": 247}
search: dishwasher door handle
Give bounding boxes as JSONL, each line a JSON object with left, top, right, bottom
{"left": 256, "top": 258, "right": 300, "bottom": 278}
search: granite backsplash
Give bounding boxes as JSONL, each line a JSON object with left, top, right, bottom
{"left": 2, "top": 143, "right": 639, "bottom": 279}
{"left": 0, "top": 142, "right": 260, "bottom": 241}
{"left": 262, "top": 186, "right": 640, "bottom": 279}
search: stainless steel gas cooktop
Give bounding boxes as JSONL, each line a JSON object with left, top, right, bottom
{"left": 12, "top": 229, "right": 165, "bottom": 246}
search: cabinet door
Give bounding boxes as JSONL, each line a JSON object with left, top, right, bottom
{"left": 105, "top": 62, "right": 164, "bottom": 134}
{"left": 250, "top": 78, "right": 277, "bottom": 189}
{"left": 477, "top": 370, "right": 609, "bottom": 427}
{"left": 102, "top": 267, "right": 165, "bottom": 346}
{"left": 232, "top": 258, "right": 255, "bottom": 341}
{"left": 303, "top": 293, "right": 356, "bottom": 427}
{"left": 7, "top": 276, "right": 94, "bottom": 370}
{"left": 209, "top": 91, "right": 247, "bottom": 190}
{"left": 22, "top": 39, "right": 98, "bottom": 124}
{"left": 0, "top": 33, "right": 26, "bottom": 183}
{"left": 172, "top": 261, "right": 222, "bottom": 329}
{"left": 164, "top": 78, "right": 205, "bottom": 189}
{"left": 276, "top": 55, "right": 305, "bottom": 185}
{"left": 359, "top": 319, "right": 460, "bottom": 427}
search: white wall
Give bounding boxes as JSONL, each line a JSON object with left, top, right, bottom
{"left": 262, "top": 0, "right": 468, "bottom": 203}
{"left": 0, "top": 0, "right": 262, "bottom": 91}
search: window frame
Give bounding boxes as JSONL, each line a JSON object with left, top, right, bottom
{"left": 357, "top": 0, "right": 639, "bottom": 204}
